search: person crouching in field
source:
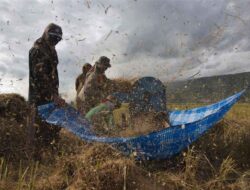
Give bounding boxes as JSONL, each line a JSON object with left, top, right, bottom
{"left": 77, "top": 56, "right": 112, "bottom": 114}
{"left": 28, "top": 23, "right": 66, "bottom": 155}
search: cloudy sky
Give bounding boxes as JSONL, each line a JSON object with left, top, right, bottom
{"left": 0, "top": 0, "right": 250, "bottom": 100}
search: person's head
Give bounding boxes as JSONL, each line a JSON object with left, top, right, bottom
{"left": 95, "top": 56, "right": 111, "bottom": 73}
{"left": 42, "top": 23, "right": 62, "bottom": 47}
{"left": 82, "top": 63, "right": 92, "bottom": 74}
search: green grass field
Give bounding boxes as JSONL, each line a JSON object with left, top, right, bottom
{"left": 169, "top": 103, "right": 250, "bottom": 121}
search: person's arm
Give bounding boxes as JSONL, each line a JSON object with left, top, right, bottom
{"left": 29, "top": 47, "right": 46, "bottom": 104}
{"left": 75, "top": 76, "right": 80, "bottom": 91}
{"left": 85, "top": 95, "right": 119, "bottom": 121}
{"left": 85, "top": 103, "right": 108, "bottom": 121}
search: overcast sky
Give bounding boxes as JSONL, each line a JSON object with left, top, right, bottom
{"left": 0, "top": 0, "right": 250, "bottom": 100}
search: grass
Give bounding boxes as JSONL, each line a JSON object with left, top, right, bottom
{"left": 169, "top": 103, "right": 250, "bottom": 120}
{"left": 0, "top": 158, "right": 8, "bottom": 181}
{"left": 0, "top": 94, "right": 250, "bottom": 189}
{"left": 225, "top": 103, "right": 250, "bottom": 121}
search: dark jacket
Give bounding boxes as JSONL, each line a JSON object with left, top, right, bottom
{"left": 28, "top": 24, "right": 61, "bottom": 106}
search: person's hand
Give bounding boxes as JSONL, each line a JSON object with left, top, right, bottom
{"left": 54, "top": 96, "right": 66, "bottom": 107}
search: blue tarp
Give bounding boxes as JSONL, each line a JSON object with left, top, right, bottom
{"left": 38, "top": 90, "right": 245, "bottom": 160}
{"left": 113, "top": 77, "right": 167, "bottom": 113}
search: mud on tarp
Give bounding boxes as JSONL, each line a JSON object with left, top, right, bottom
{"left": 38, "top": 90, "right": 245, "bottom": 160}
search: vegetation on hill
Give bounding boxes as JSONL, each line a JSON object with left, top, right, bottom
{"left": 167, "top": 72, "right": 250, "bottom": 103}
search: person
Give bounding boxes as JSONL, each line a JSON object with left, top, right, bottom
{"left": 77, "top": 56, "right": 111, "bottom": 114}
{"left": 84, "top": 95, "right": 123, "bottom": 133}
{"left": 85, "top": 95, "right": 120, "bottom": 121}
{"left": 75, "top": 63, "right": 92, "bottom": 95}
{"left": 28, "top": 23, "right": 65, "bottom": 150}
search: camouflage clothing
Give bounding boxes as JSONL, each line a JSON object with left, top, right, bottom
{"left": 28, "top": 23, "right": 62, "bottom": 147}
{"left": 28, "top": 23, "right": 62, "bottom": 106}
{"left": 77, "top": 56, "right": 111, "bottom": 113}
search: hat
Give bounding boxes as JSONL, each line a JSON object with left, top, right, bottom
{"left": 96, "top": 56, "right": 111, "bottom": 68}
{"left": 45, "top": 23, "right": 63, "bottom": 38}
{"left": 43, "top": 23, "right": 63, "bottom": 45}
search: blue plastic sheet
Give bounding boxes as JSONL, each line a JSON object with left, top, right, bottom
{"left": 113, "top": 77, "right": 167, "bottom": 113}
{"left": 38, "top": 90, "right": 245, "bottom": 160}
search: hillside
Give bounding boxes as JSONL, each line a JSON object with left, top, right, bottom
{"left": 167, "top": 72, "right": 250, "bottom": 103}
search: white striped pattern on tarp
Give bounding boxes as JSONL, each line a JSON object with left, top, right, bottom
{"left": 169, "top": 91, "right": 244, "bottom": 126}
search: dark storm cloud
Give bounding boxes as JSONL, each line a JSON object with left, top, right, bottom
{"left": 109, "top": 0, "right": 250, "bottom": 80}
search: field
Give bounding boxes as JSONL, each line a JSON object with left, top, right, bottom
{"left": 0, "top": 94, "right": 250, "bottom": 190}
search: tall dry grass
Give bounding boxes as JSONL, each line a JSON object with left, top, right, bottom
{"left": 0, "top": 92, "right": 250, "bottom": 189}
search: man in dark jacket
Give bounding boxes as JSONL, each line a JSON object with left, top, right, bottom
{"left": 28, "top": 23, "right": 65, "bottom": 148}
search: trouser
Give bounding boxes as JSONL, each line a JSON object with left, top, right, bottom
{"left": 34, "top": 118, "right": 61, "bottom": 147}
{"left": 26, "top": 106, "right": 61, "bottom": 160}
